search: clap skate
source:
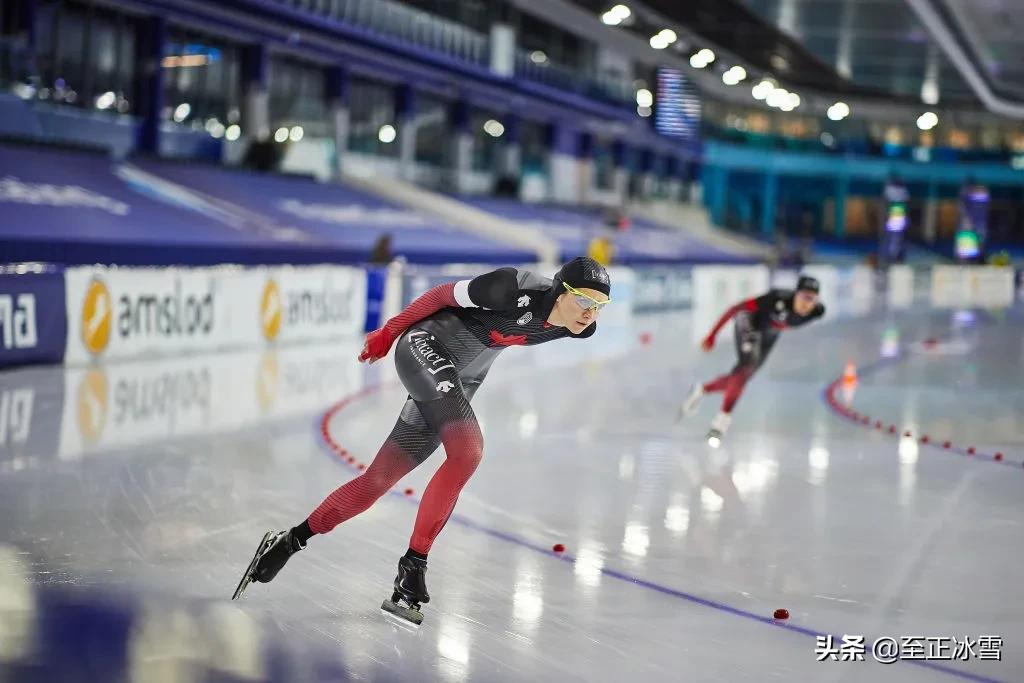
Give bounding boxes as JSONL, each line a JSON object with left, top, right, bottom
{"left": 380, "top": 555, "right": 429, "bottom": 626}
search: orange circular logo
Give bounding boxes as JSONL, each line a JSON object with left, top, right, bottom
{"left": 81, "top": 279, "right": 112, "bottom": 355}
{"left": 77, "top": 368, "right": 109, "bottom": 444}
{"left": 260, "top": 280, "right": 282, "bottom": 342}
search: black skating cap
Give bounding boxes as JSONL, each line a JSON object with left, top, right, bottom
{"left": 796, "top": 275, "right": 820, "bottom": 293}
{"left": 556, "top": 257, "right": 611, "bottom": 296}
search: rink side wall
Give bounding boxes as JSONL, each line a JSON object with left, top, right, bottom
{"left": 1, "top": 262, "right": 1019, "bottom": 370}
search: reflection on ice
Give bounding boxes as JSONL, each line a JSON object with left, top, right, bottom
{"left": 807, "top": 445, "right": 829, "bottom": 486}
{"left": 0, "top": 545, "right": 36, "bottom": 663}
{"left": 573, "top": 542, "right": 605, "bottom": 589}
{"left": 437, "top": 616, "right": 472, "bottom": 683}
{"left": 621, "top": 523, "right": 650, "bottom": 558}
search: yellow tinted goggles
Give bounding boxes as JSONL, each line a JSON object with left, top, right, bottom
{"left": 563, "top": 282, "right": 611, "bottom": 311}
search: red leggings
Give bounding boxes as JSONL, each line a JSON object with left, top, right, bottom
{"left": 702, "top": 365, "right": 756, "bottom": 413}
{"left": 307, "top": 394, "right": 482, "bottom": 555}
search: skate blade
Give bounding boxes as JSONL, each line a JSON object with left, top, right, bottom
{"left": 706, "top": 432, "right": 723, "bottom": 449}
{"left": 380, "top": 598, "right": 423, "bottom": 627}
{"left": 232, "top": 531, "right": 274, "bottom": 600}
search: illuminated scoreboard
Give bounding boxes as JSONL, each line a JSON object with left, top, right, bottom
{"left": 655, "top": 67, "right": 700, "bottom": 140}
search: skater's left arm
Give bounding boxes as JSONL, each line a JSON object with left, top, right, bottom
{"left": 359, "top": 267, "right": 523, "bottom": 363}
{"left": 702, "top": 296, "right": 761, "bottom": 350}
{"left": 359, "top": 282, "right": 460, "bottom": 363}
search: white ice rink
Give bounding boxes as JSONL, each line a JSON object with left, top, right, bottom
{"left": 0, "top": 298, "right": 1021, "bottom": 682}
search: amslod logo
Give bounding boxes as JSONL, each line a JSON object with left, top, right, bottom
{"left": 260, "top": 279, "right": 282, "bottom": 342}
{"left": 80, "top": 276, "right": 215, "bottom": 356}
{"left": 81, "top": 279, "right": 113, "bottom": 355}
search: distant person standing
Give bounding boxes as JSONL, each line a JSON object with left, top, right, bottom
{"left": 880, "top": 175, "right": 910, "bottom": 266}
{"left": 957, "top": 177, "right": 990, "bottom": 263}
{"left": 369, "top": 234, "right": 394, "bottom": 265}
{"left": 588, "top": 233, "right": 615, "bottom": 267}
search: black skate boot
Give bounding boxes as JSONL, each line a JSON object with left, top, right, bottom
{"left": 232, "top": 530, "right": 305, "bottom": 600}
{"left": 380, "top": 555, "right": 429, "bottom": 626}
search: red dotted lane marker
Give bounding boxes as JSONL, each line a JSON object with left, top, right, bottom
{"left": 318, "top": 383, "right": 418, "bottom": 488}
{"left": 823, "top": 359, "right": 1016, "bottom": 469}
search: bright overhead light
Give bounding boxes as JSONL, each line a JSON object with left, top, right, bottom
{"left": 827, "top": 101, "right": 850, "bottom": 120}
{"left": 225, "top": 124, "right": 241, "bottom": 141}
{"left": 658, "top": 29, "right": 677, "bottom": 43}
{"left": 635, "top": 88, "right": 653, "bottom": 107}
{"left": 689, "top": 54, "right": 707, "bottom": 68}
{"left": 173, "top": 103, "right": 190, "bottom": 123}
{"left": 766, "top": 88, "right": 789, "bottom": 108}
{"left": 94, "top": 91, "right": 116, "bottom": 110}
{"left": 530, "top": 50, "right": 548, "bottom": 65}
{"left": 289, "top": 125, "right": 304, "bottom": 142}
{"left": 602, "top": 4, "right": 631, "bottom": 24}
{"left": 637, "top": 105, "right": 652, "bottom": 118}
{"left": 274, "top": 127, "right": 289, "bottom": 143}
{"left": 697, "top": 48, "right": 715, "bottom": 63}
{"left": 378, "top": 123, "right": 397, "bottom": 143}
{"left": 751, "top": 79, "right": 774, "bottom": 100}
{"left": 651, "top": 34, "right": 669, "bottom": 50}
{"left": 916, "top": 111, "right": 938, "bottom": 130}
{"left": 723, "top": 66, "right": 747, "bottom": 86}
{"left": 483, "top": 119, "right": 505, "bottom": 137}
{"left": 787, "top": 92, "right": 801, "bottom": 108}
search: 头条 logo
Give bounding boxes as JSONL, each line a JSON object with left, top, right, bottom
{"left": 82, "top": 279, "right": 113, "bottom": 355}
{"left": 261, "top": 280, "right": 282, "bottom": 341}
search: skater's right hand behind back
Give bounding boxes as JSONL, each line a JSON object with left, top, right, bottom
{"left": 359, "top": 327, "right": 397, "bottom": 363}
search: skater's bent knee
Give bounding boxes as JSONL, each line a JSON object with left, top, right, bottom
{"left": 360, "top": 468, "right": 400, "bottom": 493}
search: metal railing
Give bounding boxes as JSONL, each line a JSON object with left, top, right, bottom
{"left": 276, "top": 0, "right": 489, "bottom": 68}
{"left": 269, "top": 0, "right": 633, "bottom": 106}
{"left": 514, "top": 50, "right": 632, "bottom": 106}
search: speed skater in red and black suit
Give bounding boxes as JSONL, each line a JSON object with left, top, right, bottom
{"left": 232, "top": 257, "right": 612, "bottom": 626}
{"left": 680, "top": 275, "right": 825, "bottom": 447}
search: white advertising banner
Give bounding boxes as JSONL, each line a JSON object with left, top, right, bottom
{"left": 64, "top": 266, "right": 259, "bottom": 364}
{"left": 887, "top": 265, "right": 915, "bottom": 310}
{"left": 257, "top": 265, "right": 367, "bottom": 345}
{"left": 691, "top": 265, "right": 770, "bottom": 343}
{"left": 65, "top": 265, "right": 367, "bottom": 364}
{"left": 930, "top": 265, "right": 1014, "bottom": 308}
